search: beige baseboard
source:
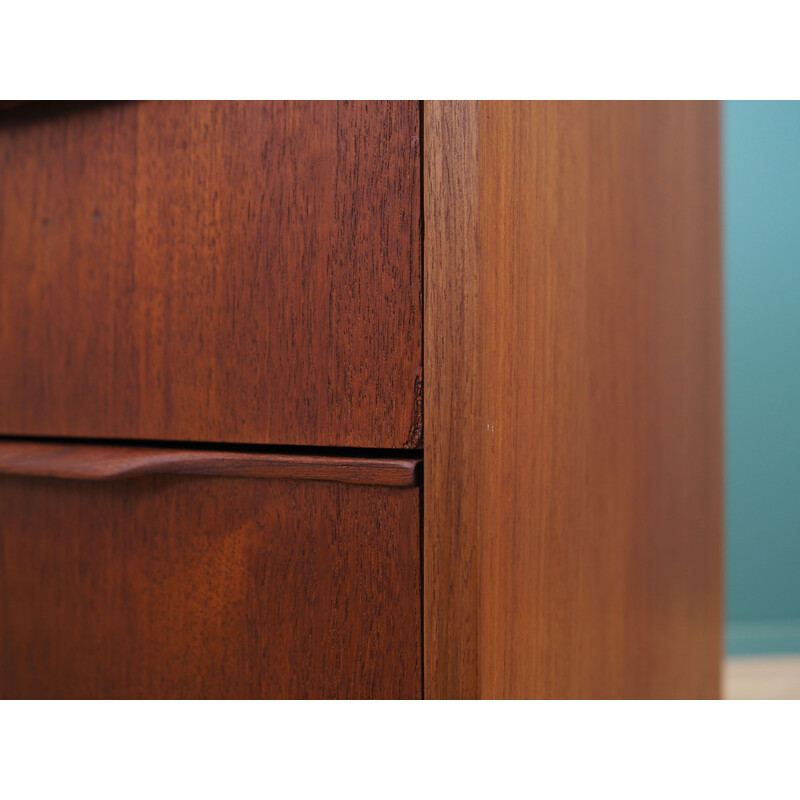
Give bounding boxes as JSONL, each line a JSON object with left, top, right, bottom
{"left": 724, "top": 656, "right": 800, "bottom": 699}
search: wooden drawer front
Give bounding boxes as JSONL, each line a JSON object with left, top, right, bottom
{"left": 0, "top": 101, "right": 422, "bottom": 448}
{"left": 0, "top": 465, "right": 421, "bottom": 699}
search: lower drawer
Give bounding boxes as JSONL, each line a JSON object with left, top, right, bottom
{"left": 0, "top": 444, "right": 421, "bottom": 699}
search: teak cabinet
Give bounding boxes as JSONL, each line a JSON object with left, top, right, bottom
{"left": 0, "top": 101, "right": 721, "bottom": 699}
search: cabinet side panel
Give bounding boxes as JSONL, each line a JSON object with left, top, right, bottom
{"left": 424, "top": 101, "right": 722, "bottom": 698}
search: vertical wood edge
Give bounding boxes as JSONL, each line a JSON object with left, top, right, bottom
{"left": 423, "top": 101, "right": 482, "bottom": 698}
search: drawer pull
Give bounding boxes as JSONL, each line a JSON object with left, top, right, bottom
{"left": 0, "top": 442, "right": 421, "bottom": 487}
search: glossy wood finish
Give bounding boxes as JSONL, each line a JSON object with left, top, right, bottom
{"left": 424, "top": 101, "right": 722, "bottom": 698}
{"left": 0, "top": 475, "right": 421, "bottom": 699}
{"left": 0, "top": 441, "right": 421, "bottom": 486}
{"left": 0, "top": 101, "right": 422, "bottom": 448}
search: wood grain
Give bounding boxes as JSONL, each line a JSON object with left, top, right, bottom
{"left": 0, "top": 440, "right": 421, "bottom": 486}
{"left": 0, "top": 475, "right": 421, "bottom": 699}
{"left": 424, "top": 101, "right": 722, "bottom": 698}
{"left": 0, "top": 101, "right": 422, "bottom": 448}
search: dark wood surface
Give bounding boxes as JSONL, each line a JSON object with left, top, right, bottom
{"left": 0, "top": 475, "right": 422, "bottom": 699}
{"left": 0, "top": 101, "right": 422, "bottom": 448}
{"left": 424, "top": 101, "right": 722, "bottom": 698}
{"left": 0, "top": 441, "right": 421, "bottom": 486}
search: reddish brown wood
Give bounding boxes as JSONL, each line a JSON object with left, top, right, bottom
{"left": 0, "top": 475, "right": 421, "bottom": 699}
{"left": 0, "top": 100, "right": 723, "bottom": 700}
{"left": 0, "top": 441, "right": 421, "bottom": 486}
{"left": 424, "top": 101, "right": 722, "bottom": 698}
{"left": 0, "top": 101, "right": 422, "bottom": 448}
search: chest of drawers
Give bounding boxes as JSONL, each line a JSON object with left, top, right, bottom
{"left": 0, "top": 101, "right": 721, "bottom": 698}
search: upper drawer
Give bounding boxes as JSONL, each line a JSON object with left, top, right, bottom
{"left": 0, "top": 101, "right": 422, "bottom": 448}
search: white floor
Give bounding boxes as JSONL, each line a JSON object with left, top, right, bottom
{"left": 724, "top": 656, "right": 800, "bottom": 699}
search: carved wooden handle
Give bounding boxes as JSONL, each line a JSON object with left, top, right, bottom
{"left": 0, "top": 441, "right": 421, "bottom": 487}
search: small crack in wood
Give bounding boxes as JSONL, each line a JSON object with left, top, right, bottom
{"left": 403, "top": 372, "right": 423, "bottom": 448}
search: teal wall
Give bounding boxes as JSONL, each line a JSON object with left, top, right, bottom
{"left": 725, "top": 101, "right": 800, "bottom": 654}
